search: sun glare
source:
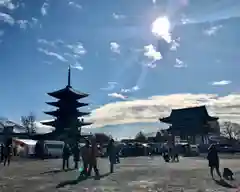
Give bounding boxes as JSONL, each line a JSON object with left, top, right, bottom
{"left": 152, "top": 16, "right": 171, "bottom": 42}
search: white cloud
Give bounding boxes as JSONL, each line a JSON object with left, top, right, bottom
{"left": 16, "top": 20, "right": 28, "bottom": 29}
{"left": 0, "top": 12, "right": 14, "bottom": 25}
{"left": 71, "top": 62, "right": 83, "bottom": 71}
{"left": 152, "top": 0, "right": 156, "bottom": 4}
{"left": 110, "top": 42, "right": 120, "bottom": 54}
{"left": 35, "top": 121, "right": 54, "bottom": 133}
{"left": 86, "top": 93, "right": 240, "bottom": 128}
{"left": 174, "top": 58, "right": 187, "bottom": 68}
{"left": 204, "top": 25, "right": 222, "bottom": 36}
{"left": 101, "top": 82, "right": 118, "bottom": 91}
{"left": 68, "top": 1, "right": 82, "bottom": 9}
{"left": 121, "top": 85, "right": 140, "bottom": 93}
{"left": 144, "top": 44, "right": 162, "bottom": 61}
{"left": 212, "top": 80, "right": 232, "bottom": 86}
{"left": 0, "top": 0, "right": 16, "bottom": 10}
{"left": 38, "top": 48, "right": 67, "bottom": 62}
{"left": 66, "top": 42, "right": 86, "bottom": 55}
{"left": 108, "top": 93, "right": 127, "bottom": 100}
{"left": 38, "top": 39, "right": 56, "bottom": 47}
{"left": 112, "top": 13, "right": 125, "bottom": 20}
{"left": 41, "top": 2, "right": 49, "bottom": 16}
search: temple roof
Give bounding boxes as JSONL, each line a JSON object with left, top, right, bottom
{"left": 41, "top": 119, "right": 92, "bottom": 127}
{"left": 46, "top": 101, "right": 88, "bottom": 108}
{"left": 44, "top": 110, "right": 90, "bottom": 117}
{"left": 160, "top": 105, "right": 218, "bottom": 124}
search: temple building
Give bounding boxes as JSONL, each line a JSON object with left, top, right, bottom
{"left": 34, "top": 67, "right": 92, "bottom": 142}
{"left": 159, "top": 106, "right": 220, "bottom": 144}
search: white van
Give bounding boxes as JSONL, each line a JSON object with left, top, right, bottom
{"left": 43, "top": 140, "right": 64, "bottom": 158}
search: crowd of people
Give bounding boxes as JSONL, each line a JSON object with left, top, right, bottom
{"left": 0, "top": 137, "right": 231, "bottom": 181}
{"left": 61, "top": 137, "right": 120, "bottom": 177}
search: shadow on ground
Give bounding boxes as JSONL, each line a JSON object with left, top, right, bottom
{"left": 41, "top": 168, "right": 75, "bottom": 174}
{"left": 56, "top": 172, "right": 111, "bottom": 188}
{"left": 214, "top": 179, "right": 236, "bottom": 188}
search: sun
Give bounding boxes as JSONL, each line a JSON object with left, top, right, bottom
{"left": 151, "top": 16, "right": 171, "bottom": 42}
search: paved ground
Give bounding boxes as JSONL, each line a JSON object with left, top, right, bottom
{"left": 0, "top": 156, "right": 240, "bottom": 192}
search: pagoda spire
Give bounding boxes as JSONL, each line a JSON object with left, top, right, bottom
{"left": 67, "top": 65, "right": 71, "bottom": 87}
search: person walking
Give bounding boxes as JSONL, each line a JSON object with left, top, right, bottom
{"left": 107, "top": 139, "right": 117, "bottom": 173}
{"left": 73, "top": 143, "right": 80, "bottom": 169}
{"left": 207, "top": 144, "right": 222, "bottom": 180}
{"left": 87, "top": 138, "right": 99, "bottom": 177}
{"left": 1, "top": 144, "right": 4, "bottom": 162}
{"left": 4, "top": 144, "right": 12, "bottom": 166}
{"left": 80, "top": 139, "right": 90, "bottom": 176}
{"left": 62, "top": 142, "right": 71, "bottom": 170}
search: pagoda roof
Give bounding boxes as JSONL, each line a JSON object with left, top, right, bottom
{"left": 160, "top": 105, "right": 218, "bottom": 124}
{"left": 44, "top": 110, "right": 90, "bottom": 117}
{"left": 48, "top": 86, "right": 88, "bottom": 100}
{"left": 41, "top": 119, "right": 92, "bottom": 127}
{"left": 46, "top": 101, "right": 88, "bottom": 108}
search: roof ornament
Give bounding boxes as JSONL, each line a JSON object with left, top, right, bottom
{"left": 67, "top": 65, "right": 71, "bottom": 87}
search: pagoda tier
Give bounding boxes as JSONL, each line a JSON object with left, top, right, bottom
{"left": 48, "top": 86, "right": 88, "bottom": 100}
{"left": 41, "top": 119, "right": 92, "bottom": 127}
{"left": 46, "top": 101, "right": 88, "bottom": 108}
{"left": 44, "top": 110, "right": 90, "bottom": 117}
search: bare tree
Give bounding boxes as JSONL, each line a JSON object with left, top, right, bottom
{"left": 135, "top": 131, "right": 147, "bottom": 142}
{"left": 21, "top": 112, "right": 36, "bottom": 134}
{"left": 222, "top": 121, "right": 240, "bottom": 140}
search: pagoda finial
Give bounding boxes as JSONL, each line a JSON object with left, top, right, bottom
{"left": 67, "top": 65, "right": 71, "bottom": 87}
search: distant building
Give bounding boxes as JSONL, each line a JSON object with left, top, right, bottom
{"left": 0, "top": 118, "right": 27, "bottom": 143}
{"left": 159, "top": 106, "right": 220, "bottom": 144}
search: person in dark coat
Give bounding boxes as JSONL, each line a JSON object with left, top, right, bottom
{"left": 80, "top": 139, "right": 90, "bottom": 176}
{"left": 4, "top": 144, "right": 12, "bottom": 166}
{"left": 107, "top": 139, "right": 117, "bottom": 173}
{"left": 87, "top": 138, "right": 99, "bottom": 177}
{"left": 62, "top": 142, "right": 71, "bottom": 170}
{"left": 207, "top": 144, "right": 222, "bottom": 179}
{"left": 73, "top": 143, "right": 80, "bottom": 169}
{"left": 1, "top": 144, "right": 4, "bottom": 162}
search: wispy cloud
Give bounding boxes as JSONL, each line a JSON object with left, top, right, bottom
{"left": 212, "top": 80, "right": 232, "bottom": 86}
{"left": 68, "top": 1, "right": 82, "bottom": 9}
{"left": 204, "top": 25, "right": 222, "bottom": 36}
{"left": 66, "top": 42, "right": 86, "bottom": 55}
{"left": 38, "top": 39, "right": 57, "bottom": 47}
{"left": 174, "top": 58, "right": 187, "bottom": 68}
{"left": 112, "top": 13, "right": 126, "bottom": 20}
{"left": 38, "top": 48, "right": 67, "bottom": 62}
{"left": 0, "top": 12, "right": 14, "bottom": 25}
{"left": 16, "top": 20, "right": 28, "bottom": 29}
{"left": 110, "top": 42, "right": 120, "bottom": 54}
{"left": 0, "top": 0, "right": 16, "bottom": 10}
{"left": 71, "top": 62, "right": 83, "bottom": 71}
{"left": 87, "top": 93, "right": 240, "bottom": 128}
{"left": 41, "top": 2, "right": 49, "bottom": 16}
{"left": 143, "top": 44, "right": 162, "bottom": 68}
{"left": 121, "top": 86, "right": 140, "bottom": 93}
{"left": 108, "top": 93, "right": 127, "bottom": 100}
{"left": 101, "top": 82, "right": 118, "bottom": 91}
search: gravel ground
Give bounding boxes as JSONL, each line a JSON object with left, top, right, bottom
{"left": 0, "top": 156, "right": 240, "bottom": 192}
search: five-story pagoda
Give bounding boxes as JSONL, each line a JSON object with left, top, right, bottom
{"left": 37, "top": 66, "right": 91, "bottom": 141}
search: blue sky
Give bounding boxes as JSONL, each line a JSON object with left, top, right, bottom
{"left": 1, "top": 0, "right": 240, "bottom": 138}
